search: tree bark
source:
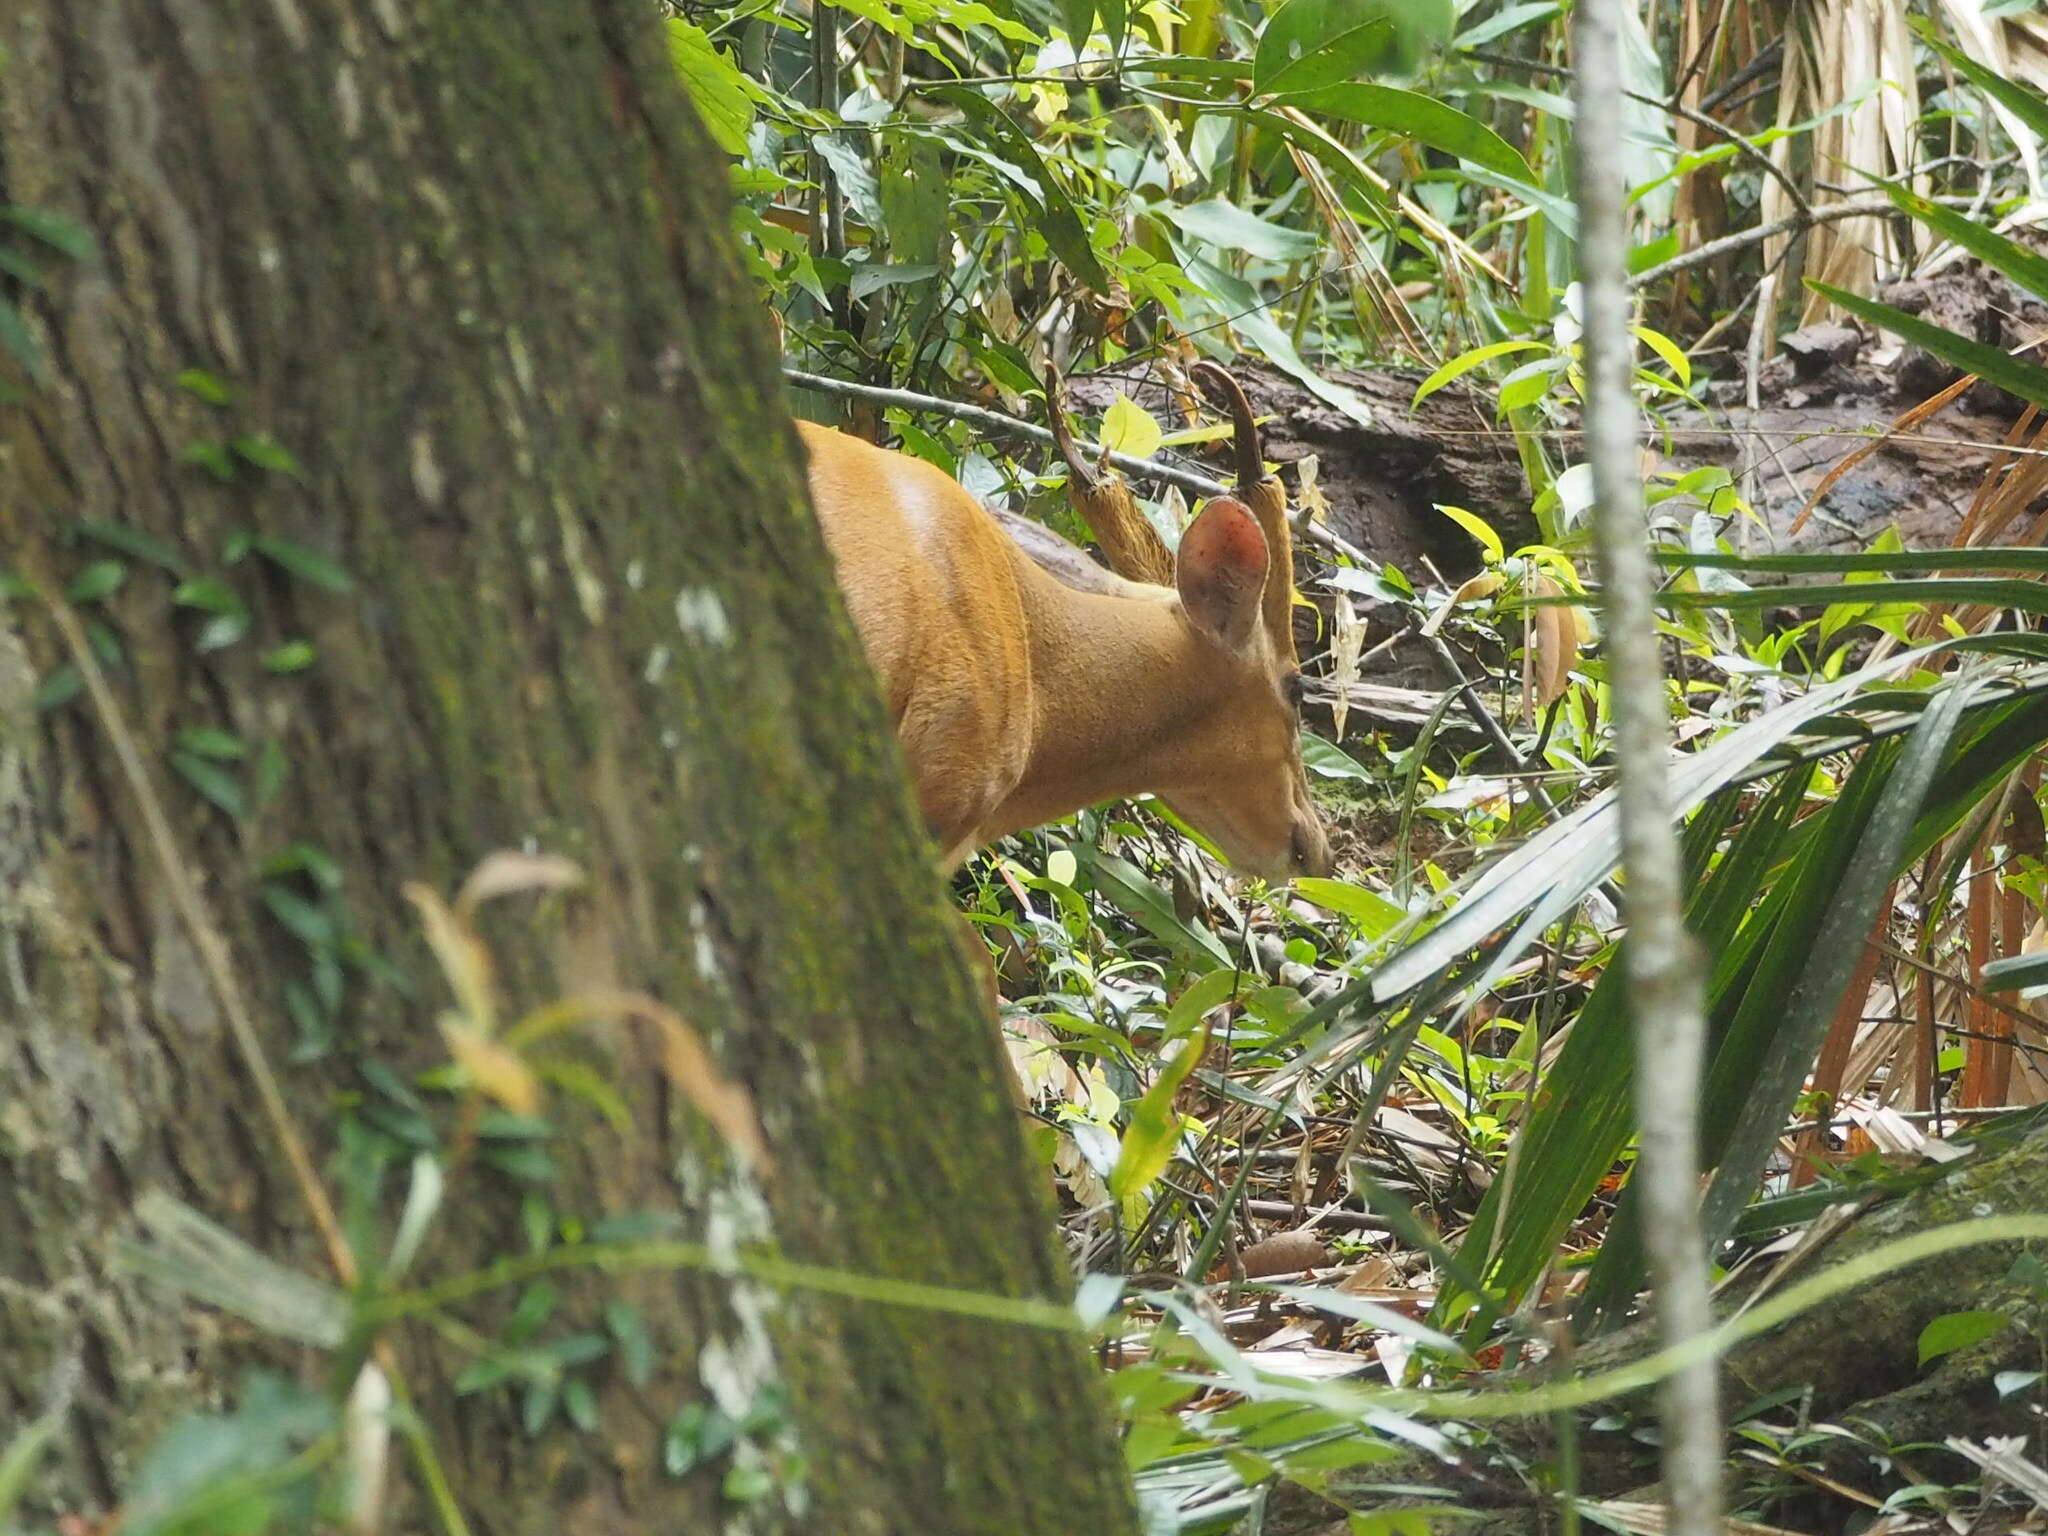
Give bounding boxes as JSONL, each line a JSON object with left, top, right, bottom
{"left": 0, "top": 4, "right": 1136, "bottom": 1534}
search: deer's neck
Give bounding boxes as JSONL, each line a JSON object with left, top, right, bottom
{"left": 980, "top": 556, "right": 1200, "bottom": 841}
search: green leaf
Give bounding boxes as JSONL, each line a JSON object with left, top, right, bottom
{"left": 1294, "top": 878, "right": 1406, "bottom": 935}
{"left": 1110, "top": 1021, "right": 1207, "bottom": 1200}
{"left": 1274, "top": 83, "right": 1530, "bottom": 181}
{"left": 229, "top": 432, "right": 302, "bottom": 478}
{"left": 1917, "top": 1309, "right": 2008, "bottom": 1366}
{"left": 1659, "top": 576, "right": 2048, "bottom": 618}
{"left": 1455, "top": 1, "right": 1561, "bottom": 48}
{"left": 2, "top": 205, "right": 95, "bottom": 260}
{"left": 263, "top": 840, "right": 343, "bottom": 891}
{"left": 250, "top": 534, "right": 355, "bottom": 593}
{"left": 0, "top": 245, "right": 43, "bottom": 286}
{"left": 563, "top": 1376, "right": 599, "bottom": 1433}
{"left": 1301, "top": 731, "right": 1374, "bottom": 782}
{"left": 1098, "top": 392, "right": 1164, "bottom": 460}
{"left": 251, "top": 739, "right": 288, "bottom": 813}
{"left": 0, "top": 1403, "right": 61, "bottom": 1529}
{"left": 0, "top": 295, "right": 42, "bottom": 381}
{"left": 33, "top": 664, "right": 82, "bottom": 711}
{"left": 171, "top": 751, "right": 246, "bottom": 819}
{"left": 172, "top": 576, "right": 244, "bottom": 613}
{"left": 1880, "top": 184, "right": 2048, "bottom": 305}
{"left": 1159, "top": 197, "right": 1319, "bottom": 263}
{"left": 180, "top": 439, "right": 237, "bottom": 481}
{"left": 1981, "top": 950, "right": 2048, "bottom": 994}
{"left": 1912, "top": 18, "right": 2048, "bottom": 150}
{"left": 64, "top": 559, "right": 126, "bottom": 603}
{"left": 1411, "top": 339, "right": 1545, "bottom": 407}
{"left": 605, "top": 1301, "right": 656, "bottom": 1388}
{"left": 77, "top": 518, "right": 188, "bottom": 575}
{"left": 847, "top": 261, "right": 940, "bottom": 302}
{"left": 1075, "top": 846, "right": 1232, "bottom": 967}
{"left": 176, "top": 368, "right": 234, "bottom": 406}
{"left": 263, "top": 885, "right": 335, "bottom": 948}
{"left": 176, "top": 725, "right": 246, "bottom": 761}
{"left": 1436, "top": 504, "right": 1503, "bottom": 565}
{"left": 1810, "top": 280, "right": 2048, "bottom": 409}
{"left": 1660, "top": 544, "right": 2048, "bottom": 576}
{"left": 262, "top": 639, "right": 317, "bottom": 673}
{"left": 667, "top": 19, "right": 755, "bottom": 156}
{"left": 1254, "top": 0, "right": 1397, "bottom": 95}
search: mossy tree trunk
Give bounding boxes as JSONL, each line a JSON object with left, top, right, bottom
{"left": 0, "top": 4, "right": 1136, "bottom": 1533}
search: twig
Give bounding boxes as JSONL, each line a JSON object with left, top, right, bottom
{"left": 1630, "top": 196, "right": 1984, "bottom": 289}
{"left": 783, "top": 367, "right": 1232, "bottom": 499}
{"left": 1572, "top": 1, "right": 1722, "bottom": 1532}
{"left": 44, "top": 594, "right": 356, "bottom": 1286}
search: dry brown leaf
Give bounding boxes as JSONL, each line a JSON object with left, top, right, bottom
{"left": 439, "top": 1014, "right": 540, "bottom": 1115}
{"left": 1337, "top": 1254, "right": 1404, "bottom": 1292}
{"left": 1421, "top": 569, "right": 1504, "bottom": 637}
{"left": 1525, "top": 573, "right": 1578, "bottom": 714}
{"left": 1326, "top": 593, "right": 1366, "bottom": 742}
{"left": 639, "top": 998, "right": 773, "bottom": 1177}
{"left": 455, "top": 850, "right": 585, "bottom": 920}
{"left": 403, "top": 882, "right": 495, "bottom": 1032}
{"left": 1233, "top": 1228, "right": 1332, "bottom": 1278}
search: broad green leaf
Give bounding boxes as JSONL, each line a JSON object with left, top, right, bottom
{"left": 64, "top": 559, "right": 126, "bottom": 602}
{"left": 1076, "top": 846, "right": 1232, "bottom": 966}
{"left": 1658, "top": 576, "right": 2048, "bottom": 618}
{"left": 176, "top": 368, "right": 233, "bottom": 406}
{"left": 1301, "top": 731, "right": 1374, "bottom": 781}
{"left": 1917, "top": 1309, "right": 2009, "bottom": 1366}
{"left": 668, "top": 19, "right": 755, "bottom": 155}
{"left": 1633, "top": 324, "right": 1691, "bottom": 386}
{"left": 1160, "top": 197, "right": 1319, "bottom": 264}
{"left": 1294, "top": 878, "right": 1406, "bottom": 936}
{"left": 1273, "top": 83, "right": 1530, "bottom": 181}
{"left": 1098, "top": 392, "right": 1163, "bottom": 459}
{"left": 1981, "top": 950, "right": 2048, "bottom": 993}
{"left": 1454, "top": 1, "right": 1561, "bottom": 48}
{"left": 172, "top": 577, "right": 241, "bottom": 614}
{"left": 1436, "top": 504, "right": 1503, "bottom": 566}
{"left": 230, "top": 432, "right": 303, "bottom": 478}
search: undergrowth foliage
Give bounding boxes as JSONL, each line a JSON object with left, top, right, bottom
{"left": 13, "top": 2, "right": 2048, "bottom": 1533}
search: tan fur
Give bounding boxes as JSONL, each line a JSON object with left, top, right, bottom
{"left": 800, "top": 420, "right": 1331, "bottom": 883}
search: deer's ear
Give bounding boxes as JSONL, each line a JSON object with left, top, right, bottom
{"left": 1176, "top": 496, "right": 1270, "bottom": 652}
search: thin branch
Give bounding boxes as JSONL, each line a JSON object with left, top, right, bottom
{"left": 783, "top": 367, "right": 1233, "bottom": 499}
{"left": 1631, "top": 195, "right": 1985, "bottom": 289}
{"left": 1571, "top": 4, "right": 1723, "bottom": 1536}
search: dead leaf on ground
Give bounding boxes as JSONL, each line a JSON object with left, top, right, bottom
{"left": 1228, "top": 1228, "right": 1332, "bottom": 1279}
